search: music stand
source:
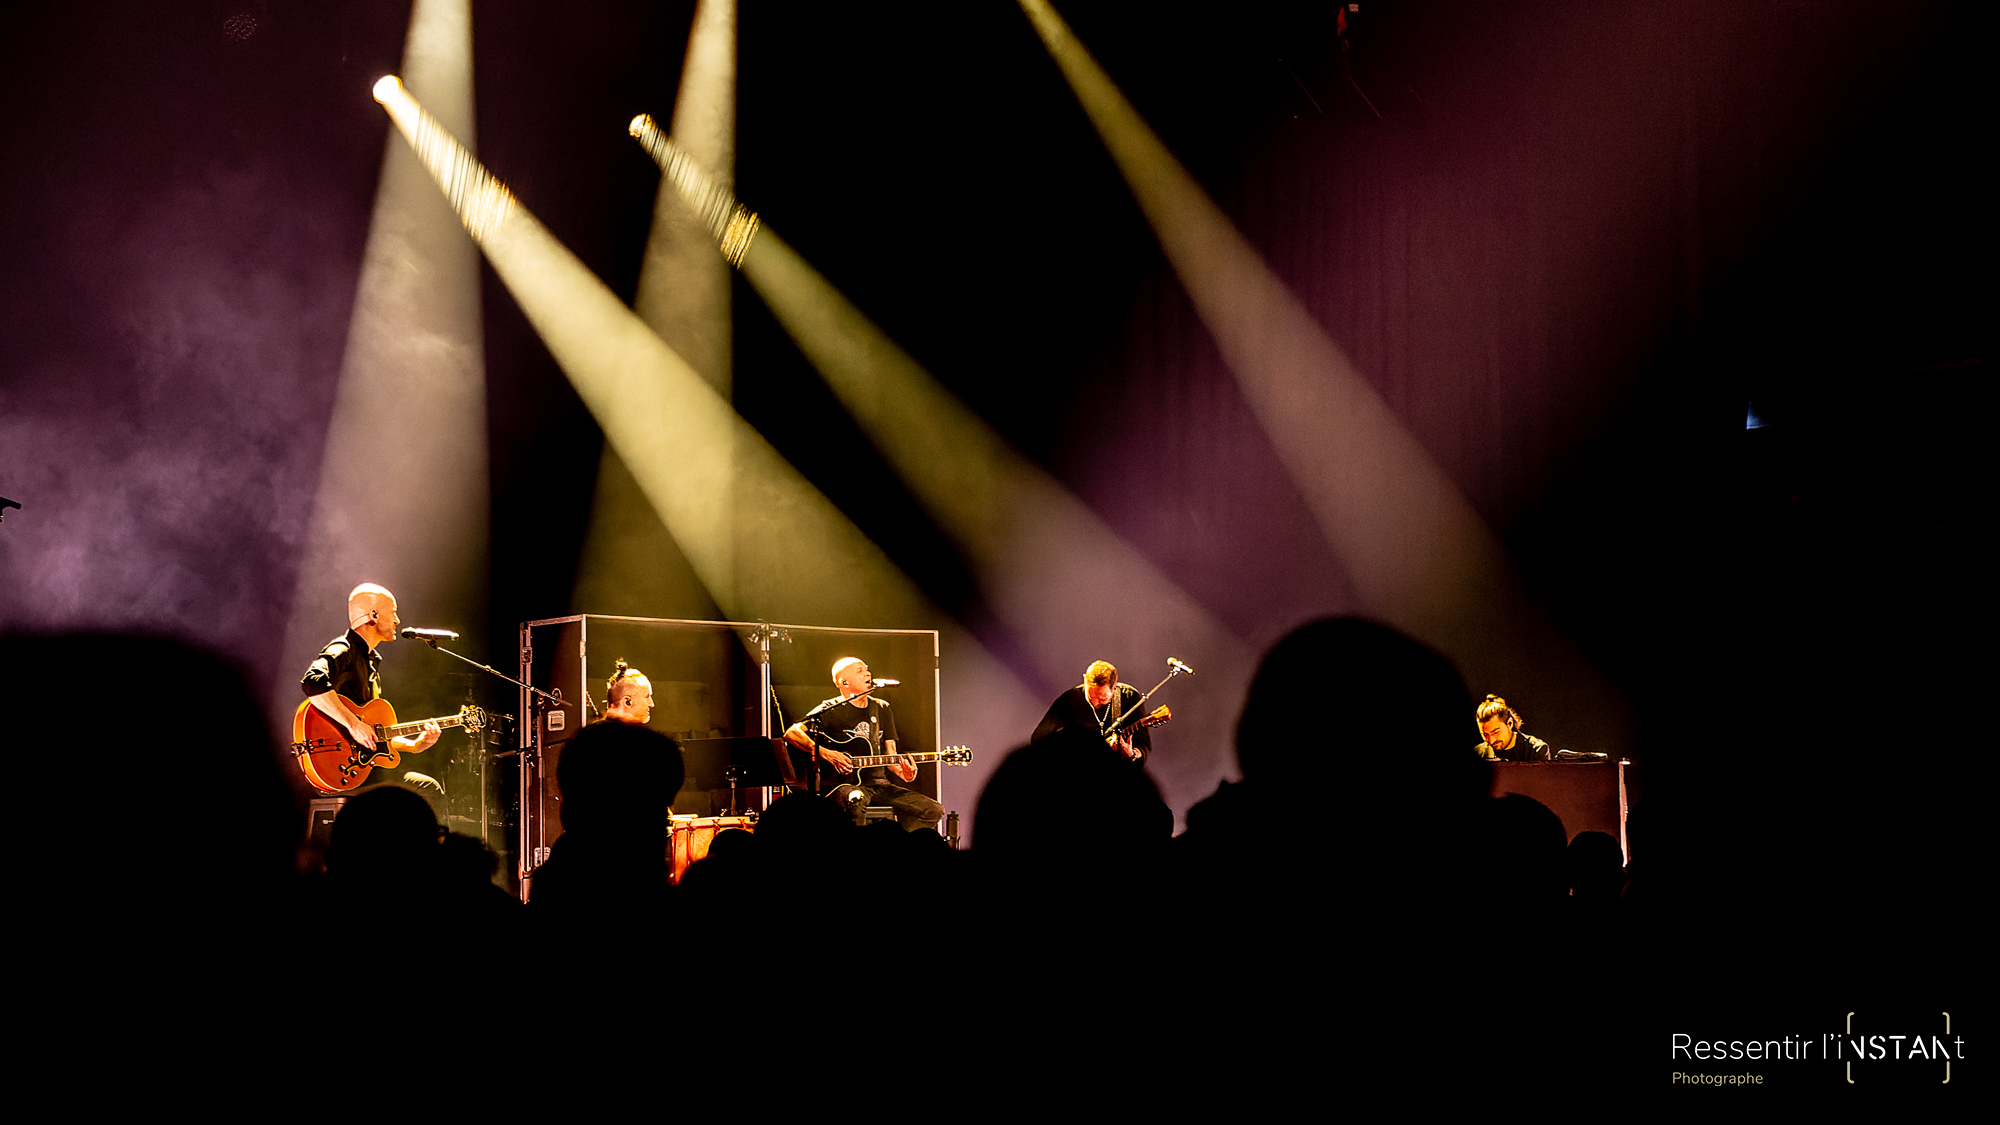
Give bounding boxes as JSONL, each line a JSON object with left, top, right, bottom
{"left": 679, "top": 736, "right": 789, "bottom": 816}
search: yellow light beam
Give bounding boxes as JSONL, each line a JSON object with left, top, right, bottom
{"left": 277, "top": 0, "right": 489, "bottom": 736}
{"left": 1015, "top": 0, "right": 1624, "bottom": 736}
{"left": 570, "top": 0, "right": 739, "bottom": 620}
{"left": 374, "top": 81, "right": 1042, "bottom": 752}
{"left": 633, "top": 0, "right": 737, "bottom": 389}
{"left": 629, "top": 117, "right": 1258, "bottom": 806}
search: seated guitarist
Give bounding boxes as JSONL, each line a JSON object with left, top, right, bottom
{"left": 782, "top": 657, "right": 943, "bottom": 833}
{"left": 301, "top": 583, "right": 439, "bottom": 767}
{"left": 1030, "top": 660, "right": 1152, "bottom": 763}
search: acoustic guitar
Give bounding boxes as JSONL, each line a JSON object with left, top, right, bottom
{"left": 788, "top": 744, "right": 975, "bottom": 792}
{"left": 837, "top": 746, "right": 975, "bottom": 770}
{"left": 291, "top": 695, "right": 485, "bottom": 793}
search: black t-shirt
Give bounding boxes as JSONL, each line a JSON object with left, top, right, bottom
{"left": 301, "top": 628, "right": 380, "bottom": 704}
{"left": 1031, "top": 684, "right": 1152, "bottom": 762}
{"left": 803, "top": 696, "right": 900, "bottom": 786}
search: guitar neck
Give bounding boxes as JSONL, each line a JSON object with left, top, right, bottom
{"left": 1110, "top": 705, "right": 1171, "bottom": 735}
{"left": 379, "top": 713, "right": 467, "bottom": 739}
{"left": 844, "top": 750, "right": 954, "bottom": 769}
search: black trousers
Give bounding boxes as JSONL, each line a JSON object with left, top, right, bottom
{"left": 828, "top": 780, "right": 944, "bottom": 832}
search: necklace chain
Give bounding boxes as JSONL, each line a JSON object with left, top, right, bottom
{"left": 1091, "top": 690, "right": 1113, "bottom": 727}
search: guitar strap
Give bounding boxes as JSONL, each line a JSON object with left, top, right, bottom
{"left": 1106, "top": 686, "right": 1146, "bottom": 737}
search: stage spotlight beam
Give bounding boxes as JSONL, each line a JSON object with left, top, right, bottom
{"left": 1013, "top": 0, "right": 1625, "bottom": 738}
{"left": 372, "top": 81, "right": 1042, "bottom": 756}
{"left": 277, "top": 0, "right": 489, "bottom": 742}
{"left": 571, "top": 0, "right": 741, "bottom": 622}
{"left": 628, "top": 114, "right": 1248, "bottom": 668}
{"left": 628, "top": 119, "right": 1255, "bottom": 808}
{"left": 633, "top": 0, "right": 737, "bottom": 391}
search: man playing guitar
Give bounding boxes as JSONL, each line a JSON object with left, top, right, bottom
{"left": 1031, "top": 660, "right": 1161, "bottom": 762}
{"left": 301, "top": 583, "right": 440, "bottom": 766}
{"left": 782, "top": 657, "right": 943, "bottom": 833}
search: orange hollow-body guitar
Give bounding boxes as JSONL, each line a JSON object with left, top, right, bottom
{"left": 291, "top": 696, "right": 483, "bottom": 793}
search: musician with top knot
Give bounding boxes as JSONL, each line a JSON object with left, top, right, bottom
{"left": 1473, "top": 694, "right": 1553, "bottom": 762}
{"left": 600, "top": 659, "right": 654, "bottom": 725}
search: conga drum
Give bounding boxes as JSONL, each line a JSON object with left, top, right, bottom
{"left": 668, "top": 814, "right": 756, "bottom": 883}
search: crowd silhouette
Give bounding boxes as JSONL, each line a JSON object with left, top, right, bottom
{"left": 7, "top": 616, "right": 1862, "bottom": 1091}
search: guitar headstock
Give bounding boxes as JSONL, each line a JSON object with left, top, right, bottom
{"left": 1141, "top": 705, "right": 1172, "bottom": 728}
{"left": 941, "top": 745, "right": 974, "bottom": 766}
{"left": 459, "top": 705, "right": 488, "bottom": 733}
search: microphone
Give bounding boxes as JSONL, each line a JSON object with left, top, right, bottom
{"left": 401, "top": 627, "right": 460, "bottom": 642}
{"left": 869, "top": 678, "right": 901, "bottom": 687}
{"left": 1167, "top": 657, "right": 1196, "bottom": 676}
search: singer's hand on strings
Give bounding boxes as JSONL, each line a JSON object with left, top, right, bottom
{"left": 892, "top": 755, "right": 917, "bottom": 783}
{"left": 822, "top": 749, "right": 855, "bottom": 774}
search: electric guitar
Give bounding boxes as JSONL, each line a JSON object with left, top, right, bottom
{"left": 291, "top": 695, "right": 485, "bottom": 793}
{"left": 1105, "top": 705, "right": 1171, "bottom": 749}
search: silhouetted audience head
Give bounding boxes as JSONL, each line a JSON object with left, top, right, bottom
{"left": 1567, "top": 830, "right": 1626, "bottom": 903}
{"left": 316, "top": 784, "right": 518, "bottom": 953}
{"left": 975, "top": 730, "right": 1171, "bottom": 864}
{"left": 5, "top": 632, "right": 301, "bottom": 1029}
{"left": 1471, "top": 792, "right": 1571, "bottom": 910}
{"left": 1236, "top": 617, "right": 1482, "bottom": 803}
{"left": 1180, "top": 617, "right": 1494, "bottom": 938}
{"left": 4, "top": 633, "right": 299, "bottom": 910}
{"left": 324, "top": 784, "right": 440, "bottom": 878}
{"left": 704, "top": 826, "right": 756, "bottom": 863}
{"left": 556, "top": 719, "right": 685, "bottom": 837}
{"left": 750, "top": 789, "right": 856, "bottom": 867}
{"left": 530, "top": 722, "right": 684, "bottom": 933}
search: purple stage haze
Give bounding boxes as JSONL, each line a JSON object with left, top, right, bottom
{"left": 1, "top": 6, "right": 392, "bottom": 689}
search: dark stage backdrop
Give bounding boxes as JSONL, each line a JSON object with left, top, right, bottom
{"left": 0, "top": 0, "right": 1984, "bottom": 1069}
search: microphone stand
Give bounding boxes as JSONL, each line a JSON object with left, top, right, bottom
{"left": 1102, "top": 664, "right": 1188, "bottom": 742}
{"left": 410, "top": 637, "right": 573, "bottom": 891}
{"left": 413, "top": 636, "right": 569, "bottom": 714}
